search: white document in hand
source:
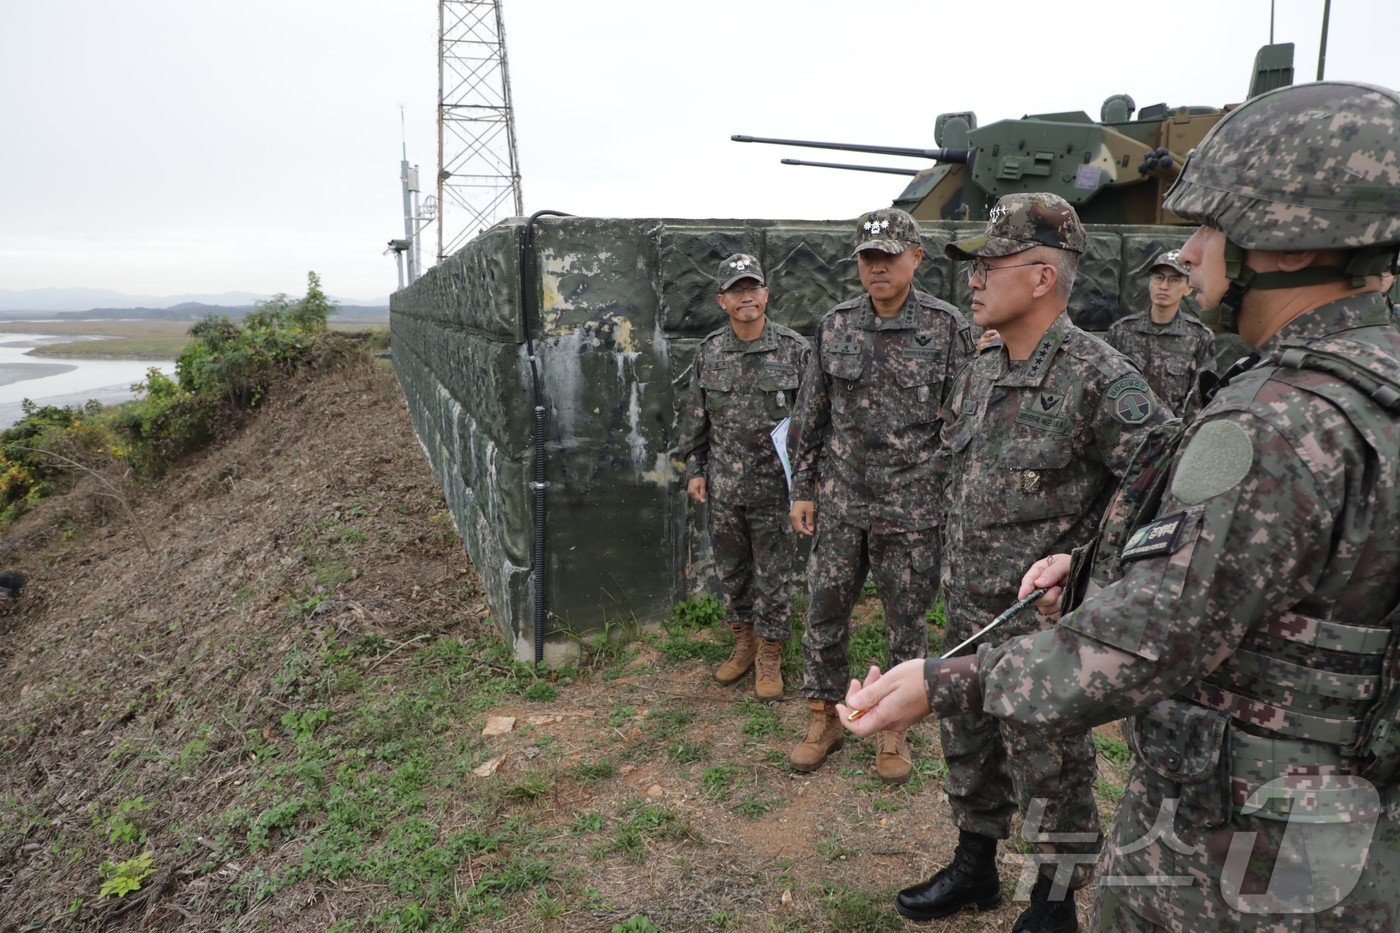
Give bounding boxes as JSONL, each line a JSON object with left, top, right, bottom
{"left": 770, "top": 416, "right": 792, "bottom": 492}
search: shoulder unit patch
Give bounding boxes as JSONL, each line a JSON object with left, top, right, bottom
{"left": 1106, "top": 375, "right": 1155, "bottom": 425}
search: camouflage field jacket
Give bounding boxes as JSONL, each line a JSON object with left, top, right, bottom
{"left": 677, "top": 320, "right": 810, "bottom": 504}
{"left": 1105, "top": 310, "right": 1216, "bottom": 416}
{"left": 788, "top": 288, "right": 971, "bottom": 532}
{"left": 939, "top": 312, "right": 1171, "bottom": 633}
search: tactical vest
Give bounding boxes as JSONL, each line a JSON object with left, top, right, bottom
{"left": 1070, "top": 327, "right": 1400, "bottom": 788}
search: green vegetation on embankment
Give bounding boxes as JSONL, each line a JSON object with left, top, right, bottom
{"left": 0, "top": 272, "right": 384, "bottom": 524}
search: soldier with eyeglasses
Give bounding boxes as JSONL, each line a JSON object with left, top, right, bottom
{"left": 1105, "top": 250, "right": 1216, "bottom": 416}
{"left": 886, "top": 192, "right": 1170, "bottom": 929}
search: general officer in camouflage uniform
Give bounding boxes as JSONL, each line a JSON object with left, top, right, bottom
{"left": 1106, "top": 250, "right": 1216, "bottom": 416}
{"left": 839, "top": 81, "right": 1400, "bottom": 932}
{"left": 898, "top": 193, "right": 1171, "bottom": 930}
{"left": 677, "top": 254, "right": 810, "bottom": 699}
{"left": 786, "top": 208, "right": 972, "bottom": 783}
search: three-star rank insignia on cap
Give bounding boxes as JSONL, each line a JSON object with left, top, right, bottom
{"left": 863, "top": 219, "right": 890, "bottom": 234}
{"left": 1107, "top": 376, "right": 1155, "bottom": 425}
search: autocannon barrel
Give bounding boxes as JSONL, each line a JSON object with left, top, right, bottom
{"left": 732, "top": 134, "right": 969, "bottom": 164}
{"left": 780, "top": 158, "right": 920, "bottom": 176}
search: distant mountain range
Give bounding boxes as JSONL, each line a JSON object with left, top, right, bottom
{"left": 0, "top": 287, "right": 389, "bottom": 320}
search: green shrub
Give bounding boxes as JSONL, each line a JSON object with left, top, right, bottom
{"left": 0, "top": 271, "right": 372, "bottom": 518}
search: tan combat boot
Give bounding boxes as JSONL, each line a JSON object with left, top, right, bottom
{"left": 713, "top": 620, "right": 756, "bottom": 685}
{"left": 876, "top": 730, "right": 913, "bottom": 785}
{"left": 789, "top": 700, "right": 845, "bottom": 772}
{"left": 753, "top": 638, "right": 784, "bottom": 699}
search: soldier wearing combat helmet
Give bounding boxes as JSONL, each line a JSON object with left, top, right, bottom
{"left": 839, "top": 81, "right": 1400, "bottom": 931}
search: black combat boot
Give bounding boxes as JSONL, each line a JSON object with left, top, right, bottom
{"left": 1011, "top": 870, "right": 1078, "bottom": 933}
{"left": 895, "top": 830, "right": 1001, "bottom": 922}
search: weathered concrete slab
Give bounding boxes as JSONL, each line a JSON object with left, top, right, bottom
{"left": 391, "top": 215, "right": 1189, "bottom": 663}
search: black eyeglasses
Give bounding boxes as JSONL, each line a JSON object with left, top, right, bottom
{"left": 1149, "top": 272, "right": 1187, "bottom": 285}
{"left": 967, "top": 259, "right": 1048, "bottom": 284}
{"left": 723, "top": 283, "right": 765, "bottom": 296}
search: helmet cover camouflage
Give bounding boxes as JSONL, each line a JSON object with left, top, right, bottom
{"left": 945, "top": 192, "right": 1086, "bottom": 260}
{"left": 716, "top": 253, "right": 765, "bottom": 290}
{"left": 852, "top": 207, "right": 923, "bottom": 257}
{"left": 1163, "top": 81, "right": 1400, "bottom": 251}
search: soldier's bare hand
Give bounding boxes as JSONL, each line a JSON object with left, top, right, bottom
{"left": 790, "top": 500, "right": 815, "bottom": 536}
{"left": 976, "top": 328, "right": 1001, "bottom": 351}
{"left": 838, "top": 660, "right": 932, "bottom": 736}
{"left": 687, "top": 476, "right": 707, "bottom": 504}
{"left": 1019, "top": 554, "right": 1070, "bottom": 614}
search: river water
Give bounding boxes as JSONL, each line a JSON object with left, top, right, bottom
{"left": 0, "top": 333, "right": 176, "bottom": 428}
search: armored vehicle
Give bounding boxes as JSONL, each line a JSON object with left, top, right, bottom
{"left": 734, "top": 44, "right": 1295, "bottom": 226}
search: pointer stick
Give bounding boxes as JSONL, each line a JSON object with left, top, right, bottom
{"left": 847, "top": 587, "right": 1050, "bottom": 722}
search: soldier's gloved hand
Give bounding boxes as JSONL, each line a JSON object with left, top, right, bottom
{"left": 687, "top": 476, "right": 707, "bottom": 504}
{"left": 1018, "top": 554, "right": 1071, "bottom": 616}
{"left": 790, "top": 500, "right": 815, "bottom": 536}
{"left": 838, "top": 661, "right": 931, "bottom": 737}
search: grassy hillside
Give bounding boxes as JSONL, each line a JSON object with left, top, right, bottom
{"left": 0, "top": 359, "right": 1126, "bottom": 931}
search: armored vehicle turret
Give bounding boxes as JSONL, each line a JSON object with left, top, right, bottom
{"left": 734, "top": 43, "right": 1295, "bottom": 226}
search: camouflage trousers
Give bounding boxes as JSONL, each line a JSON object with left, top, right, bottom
{"left": 708, "top": 497, "right": 795, "bottom": 642}
{"left": 938, "top": 589, "right": 1101, "bottom": 889}
{"left": 1093, "top": 745, "right": 1400, "bottom": 930}
{"left": 801, "top": 521, "right": 939, "bottom": 702}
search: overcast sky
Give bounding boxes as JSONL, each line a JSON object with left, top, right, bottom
{"left": 2, "top": 0, "right": 1396, "bottom": 304}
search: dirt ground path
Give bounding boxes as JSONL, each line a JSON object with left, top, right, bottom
{"left": 0, "top": 360, "right": 1124, "bottom": 931}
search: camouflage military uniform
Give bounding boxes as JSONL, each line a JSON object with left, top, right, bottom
{"left": 1105, "top": 310, "right": 1215, "bottom": 416}
{"left": 678, "top": 319, "right": 810, "bottom": 640}
{"left": 922, "top": 83, "right": 1400, "bottom": 930}
{"left": 789, "top": 288, "right": 971, "bottom": 699}
{"left": 938, "top": 311, "right": 1171, "bottom": 887}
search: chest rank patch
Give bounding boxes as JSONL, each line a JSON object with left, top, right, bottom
{"left": 904, "top": 332, "right": 942, "bottom": 359}
{"left": 828, "top": 330, "right": 861, "bottom": 355}
{"left": 1121, "top": 510, "right": 1189, "bottom": 563}
{"left": 1106, "top": 376, "right": 1156, "bottom": 425}
{"left": 1015, "top": 388, "right": 1071, "bottom": 434}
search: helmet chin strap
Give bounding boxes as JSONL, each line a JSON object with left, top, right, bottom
{"left": 1206, "top": 239, "right": 1378, "bottom": 334}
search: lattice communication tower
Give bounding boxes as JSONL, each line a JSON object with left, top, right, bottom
{"left": 436, "top": 0, "right": 524, "bottom": 262}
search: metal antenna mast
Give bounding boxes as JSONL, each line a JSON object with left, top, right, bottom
{"left": 436, "top": 0, "right": 524, "bottom": 262}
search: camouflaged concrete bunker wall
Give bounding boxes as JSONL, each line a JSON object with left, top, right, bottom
{"left": 390, "top": 216, "right": 1189, "bottom": 663}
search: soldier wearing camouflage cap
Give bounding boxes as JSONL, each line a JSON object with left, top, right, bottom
{"left": 886, "top": 192, "right": 1169, "bottom": 929}
{"left": 838, "top": 82, "right": 1400, "bottom": 931}
{"left": 1105, "top": 249, "right": 1216, "bottom": 416}
{"left": 785, "top": 207, "right": 972, "bottom": 784}
{"left": 677, "top": 254, "right": 810, "bottom": 699}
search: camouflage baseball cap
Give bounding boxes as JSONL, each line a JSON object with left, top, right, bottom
{"left": 945, "top": 192, "right": 1086, "bottom": 260}
{"left": 716, "top": 253, "right": 765, "bottom": 290}
{"left": 1163, "top": 82, "right": 1400, "bottom": 251}
{"left": 1147, "top": 249, "right": 1189, "bottom": 276}
{"left": 851, "top": 208, "right": 923, "bottom": 257}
